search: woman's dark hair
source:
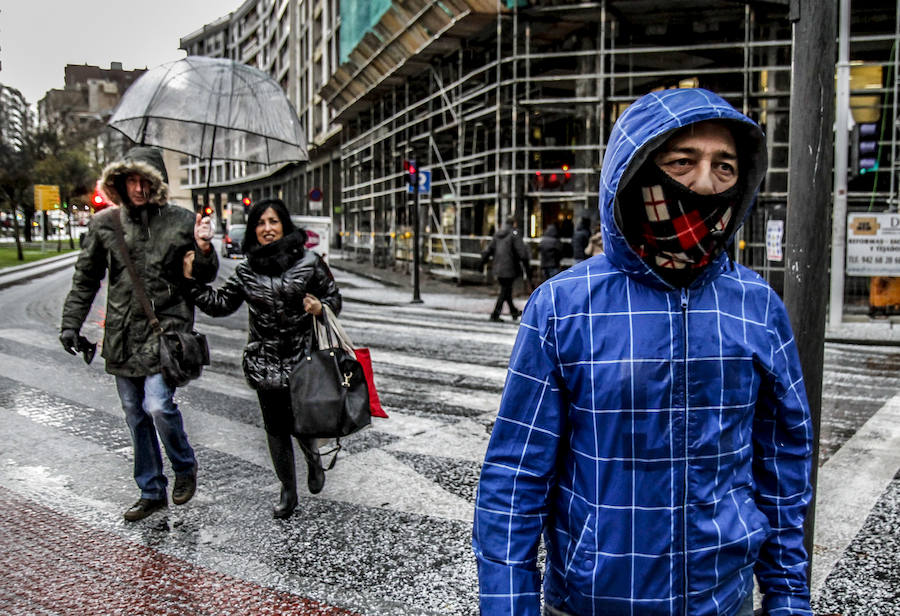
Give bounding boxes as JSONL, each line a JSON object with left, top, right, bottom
{"left": 243, "top": 198, "right": 297, "bottom": 251}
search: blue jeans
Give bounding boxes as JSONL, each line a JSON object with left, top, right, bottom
{"left": 544, "top": 594, "right": 754, "bottom": 616}
{"left": 115, "top": 374, "right": 196, "bottom": 499}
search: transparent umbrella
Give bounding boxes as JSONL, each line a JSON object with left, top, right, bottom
{"left": 108, "top": 56, "right": 308, "bottom": 168}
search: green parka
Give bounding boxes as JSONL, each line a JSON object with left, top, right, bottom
{"left": 60, "top": 146, "right": 218, "bottom": 377}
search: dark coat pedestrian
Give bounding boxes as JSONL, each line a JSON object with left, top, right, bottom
{"left": 187, "top": 199, "right": 341, "bottom": 518}
{"left": 538, "top": 223, "right": 563, "bottom": 280}
{"left": 571, "top": 217, "right": 592, "bottom": 264}
{"left": 481, "top": 217, "right": 531, "bottom": 322}
{"left": 60, "top": 146, "right": 217, "bottom": 522}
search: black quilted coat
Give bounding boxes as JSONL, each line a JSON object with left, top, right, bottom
{"left": 190, "top": 230, "right": 342, "bottom": 391}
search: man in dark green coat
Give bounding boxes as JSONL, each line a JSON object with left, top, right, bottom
{"left": 60, "top": 146, "right": 218, "bottom": 521}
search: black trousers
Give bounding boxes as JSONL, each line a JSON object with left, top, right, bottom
{"left": 256, "top": 388, "right": 317, "bottom": 489}
{"left": 492, "top": 277, "right": 518, "bottom": 318}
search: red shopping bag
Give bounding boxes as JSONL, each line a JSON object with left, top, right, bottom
{"left": 353, "top": 348, "right": 387, "bottom": 418}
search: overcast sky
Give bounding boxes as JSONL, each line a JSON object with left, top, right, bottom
{"left": 1, "top": 0, "right": 242, "bottom": 106}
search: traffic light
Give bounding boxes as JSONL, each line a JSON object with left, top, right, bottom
{"left": 242, "top": 197, "right": 251, "bottom": 207}
{"left": 403, "top": 159, "right": 417, "bottom": 187}
{"left": 851, "top": 121, "right": 879, "bottom": 177}
{"left": 202, "top": 205, "right": 214, "bottom": 217}
{"left": 92, "top": 192, "right": 104, "bottom": 207}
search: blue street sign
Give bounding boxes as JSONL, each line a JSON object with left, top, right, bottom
{"left": 408, "top": 169, "right": 431, "bottom": 194}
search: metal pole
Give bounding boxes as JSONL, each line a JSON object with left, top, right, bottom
{"left": 783, "top": 0, "right": 836, "bottom": 572}
{"left": 891, "top": 1, "right": 900, "bottom": 209}
{"left": 830, "top": 0, "right": 852, "bottom": 329}
{"left": 412, "top": 167, "right": 423, "bottom": 304}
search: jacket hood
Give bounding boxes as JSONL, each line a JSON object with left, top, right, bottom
{"left": 543, "top": 225, "right": 558, "bottom": 238}
{"left": 599, "top": 88, "right": 767, "bottom": 290}
{"left": 495, "top": 225, "right": 512, "bottom": 239}
{"left": 99, "top": 146, "right": 169, "bottom": 207}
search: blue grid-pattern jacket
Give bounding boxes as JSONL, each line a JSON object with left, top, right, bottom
{"left": 473, "top": 89, "right": 813, "bottom": 616}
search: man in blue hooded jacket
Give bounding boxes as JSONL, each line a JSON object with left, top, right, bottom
{"left": 473, "top": 88, "right": 813, "bottom": 616}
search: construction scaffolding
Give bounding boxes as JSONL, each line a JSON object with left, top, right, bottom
{"left": 333, "top": 0, "right": 900, "bottom": 305}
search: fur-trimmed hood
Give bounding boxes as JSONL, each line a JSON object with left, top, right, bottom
{"left": 99, "top": 146, "right": 169, "bottom": 207}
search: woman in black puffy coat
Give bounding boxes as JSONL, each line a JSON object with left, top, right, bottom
{"left": 185, "top": 199, "right": 341, "bottom": 519}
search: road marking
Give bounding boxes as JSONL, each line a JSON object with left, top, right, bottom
{"left": 199, "top": 324, "right": 510, "bottom": 385}
{"left": 0, "top": 346, "right": 487, "bottom": 523}
{"left": 385, "top": 417, "right": 492, "bottom": 464}
{"left": 811, "top": 390, "right": 900, "bottom": 596}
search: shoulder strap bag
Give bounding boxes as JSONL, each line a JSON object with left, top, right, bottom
{"left": 110, "top": 212, "right": 209, "bottom": 388}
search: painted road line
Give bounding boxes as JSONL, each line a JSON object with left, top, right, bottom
{"left": 199, "top": 324, "right": 509, "bottom": 385}
{"left": 811, "top": 390, "right": 900, "bottom": 597}
{"left": 0, "top": 351, "right": 478, "bottom": 523}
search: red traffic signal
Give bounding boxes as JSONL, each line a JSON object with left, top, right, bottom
{"left": 242, "top": 197, "right": 251, "bottom": 207}
{"left": 203, "top": 205, "right": 214, "bottom": 217}
{"left": 90, "top": 189, "right": 110, "bottom": 211}
{"left": 403, "top": 159, "right": 417, "bottom": 186}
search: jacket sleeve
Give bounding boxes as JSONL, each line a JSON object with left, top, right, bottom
{"left": 310, "top": 256, "right": 342, "bottom": 317}
{"left": 60, "top": 221, "right": 108, "bottom": 332}
{"left": 191, "top": 241, "right": 219, "bottom": 284}
{"left": 473, "top": 285, "right": 567, "bottom": 616}
{"left": 190, "top": 269, "right": 246, "bottom": 317}
{"left": 481, "top": 237, "right": 496, "bottom": 267}
{"left": 753, "top": 292, "right": 814, "bottom": 616}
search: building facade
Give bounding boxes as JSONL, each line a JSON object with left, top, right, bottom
{"left": 0, "top": 84, "right": 31, "bottom": 151}
{"left": 325, "top": 0, "right": 900, "bottom": 307}
{"left": 179, "top": 0, "right": 342, "bottom": 227}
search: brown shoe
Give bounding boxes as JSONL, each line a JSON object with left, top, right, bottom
{"left": 123, "top": 496, "right": 167, "bottom": 522}
{"left": 172, "top": 468, "right": 197, "bottom": 505}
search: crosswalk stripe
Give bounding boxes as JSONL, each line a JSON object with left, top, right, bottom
{"left": 0, "top": 338, "right": 490, "bottom": 522}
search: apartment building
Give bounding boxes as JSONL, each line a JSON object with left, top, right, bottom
{"left": 179, "top": 0, "right": 341, "bottom": 222}
{"left": 0, "top": 84, "right": 31, "bottom": 151}
{"left": 37, "top": 62, "right": 145, "bottom": 167}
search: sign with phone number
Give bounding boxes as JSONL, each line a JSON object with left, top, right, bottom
{"left": 847, "top": 212, "right": 900, "bottom": 276}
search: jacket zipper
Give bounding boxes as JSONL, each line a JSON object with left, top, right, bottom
{"left": 680, "top": 287, "right": 689, "bottom": 616}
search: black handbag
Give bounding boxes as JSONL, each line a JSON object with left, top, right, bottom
{"left": 111, "top": 212, "right": 210, "bottom": 388}
{"left": 158, "top": 329, "right": 210, "bottom": 387}
{"left": 290, "top": 313, "right": 371, "bottom": 440}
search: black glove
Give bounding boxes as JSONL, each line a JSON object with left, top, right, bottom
{"left": 60, "top": 329, "right": 79, "bottom": 355}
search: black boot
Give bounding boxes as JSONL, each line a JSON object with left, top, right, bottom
{"left": 273, "top": 485, "right": 298, "bottom": 519}
{"left": 299, "top": 438, "right": 326, "bottom": 495}
{"left": 266, "top": 432, "right": 298, "bottom": 518}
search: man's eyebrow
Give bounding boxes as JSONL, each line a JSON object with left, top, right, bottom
{"left": 660, "top": 145, "right": 738, "bottom": 160}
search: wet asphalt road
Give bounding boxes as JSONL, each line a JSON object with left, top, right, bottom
{"left": 0, "top": 259, "right": 899, "bottom": 614}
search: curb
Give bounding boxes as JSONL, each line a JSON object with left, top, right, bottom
{"left": 329, "top": 261, "right": 404, "bottom": 288}
{"left": 0, "top": 253, "right": 79, "bottom": 291}
{"left": 824, "top": 335, "right": 900, "bottom": 348}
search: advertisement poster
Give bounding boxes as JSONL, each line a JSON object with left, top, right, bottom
{"left": 846, "top": 212, "right": 900, "bottom": 276}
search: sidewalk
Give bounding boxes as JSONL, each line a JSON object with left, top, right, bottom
{"left": 329, "top": 253, "right": 511, "bottom": 317}
{"left": 0, "top": 251, "right": 79, "bottom": 291}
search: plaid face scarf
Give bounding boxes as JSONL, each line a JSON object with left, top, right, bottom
{"left": 622, "top": 162, "right": 740, "bottom": 285}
